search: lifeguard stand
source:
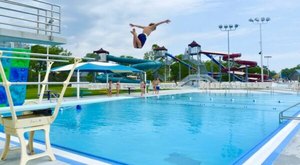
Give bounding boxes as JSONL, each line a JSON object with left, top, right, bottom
{"left": 0, "top": 1, "right": 81, "bottom": 165}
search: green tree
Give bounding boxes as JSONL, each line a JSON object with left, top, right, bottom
{"left": 84, "top": 53, "right": 99, "bottom": 61}
{"left": 120, "top": 55, "right": 134, "bottom": 59}
{"left": 151, "top": 44, "right": 159, "bottom": 50}
{"left": 144, "top": 51, "right": 155, "bottom": 60}
{"left": 29, "top": 45, "right": 72, "bottom": 82}
{"left": 280, "top": 65, "right": 300, "bottom": 79}
{"left": 169, "top": 54, "right": 191, "bottom": 81}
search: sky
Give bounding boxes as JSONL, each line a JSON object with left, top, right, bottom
{"left": 24, "top": 0, "right": 300, "bottom": 72}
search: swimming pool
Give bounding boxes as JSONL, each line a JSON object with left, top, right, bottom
{"left": 35, "top": 92, "right": 300, "bottom": 165}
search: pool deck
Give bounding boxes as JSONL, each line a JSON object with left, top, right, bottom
{"left": 0, "top": 88, "right": 300, "bottom": 164}
{"left": 0, "top": 133, "right": 111, "bottom": 165}
{"left": 274, "top": 123, "right": 300, "bottom": 165}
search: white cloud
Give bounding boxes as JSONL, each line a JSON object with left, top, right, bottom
{"left": 57, "top": 0, "right": 223, "bottom": 57}
{"left": 242, "top": 0, "right": 300, "bottom": 15}
{"left": 46, "top": 0, "right": 300, "bottom": 72}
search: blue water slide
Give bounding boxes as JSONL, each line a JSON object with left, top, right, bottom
{"left": 165, "top": 53, "right": 196, "bottom": 70}
{"left": 107, "top": 55, "right": 162, "bottom": 71}
{"left": 205, "top": 54, "right": 226, "bottom": 69}
{"left": 204, "top": 53, "right": 244, "bottom": 82}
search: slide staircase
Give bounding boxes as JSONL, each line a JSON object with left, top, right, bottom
{"left": 179, "top": 74, "right": 218, "bottom": 86}
{"left": 165, "top": 53, "right": 217, "bottom": 85}
{"left": 188, "top": 58, "right": 208, "bottom": 74}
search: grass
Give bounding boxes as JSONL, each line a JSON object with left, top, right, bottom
{"left": 25, "top": 85, "right": 141, "bottom": 99}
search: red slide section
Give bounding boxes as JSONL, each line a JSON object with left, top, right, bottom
{"left": 201, "top": 50, "right": 268, "bottom": 81}
{"left": 248, "top": 73, "right": 268, "bottom": 80}
{"left": 222, "top": 53, "right": 242, "bottom": 61}
{"left": 235, "top": 60, "right": 257, "bottom": 67}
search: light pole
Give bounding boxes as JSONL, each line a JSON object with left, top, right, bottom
{"left": 264, "top": 55, "right": 272, "bottom": 79}
{"left": 249, "top": 17, "right": 271, "bottom": 82}
{"left": 218, "top": 24, "right": 239, "bottom": 82}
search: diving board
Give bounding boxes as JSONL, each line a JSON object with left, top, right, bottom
{"left": 0, "top": 50, "right": 81, "bottom": 165}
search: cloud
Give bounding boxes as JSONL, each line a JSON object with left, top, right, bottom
{"left": 242, "top": 0, "right": 300, "bottom": 15}
{"left": 43, "top": 0, "right": 300, "bottom": 72}
{"left": 54, "top": 0, "right": 223, "bottom": 57}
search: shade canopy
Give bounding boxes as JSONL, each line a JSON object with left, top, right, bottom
{"left": 51, "top": 61, "right": 143, "bottom": 73}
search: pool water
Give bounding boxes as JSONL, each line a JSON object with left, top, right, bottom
{"left": 36, "top": 92, "right": 300, "bottom": 165}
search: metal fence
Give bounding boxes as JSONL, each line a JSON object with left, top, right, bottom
{"left": 0, "top": 0, "right": 61, "bottom": 36}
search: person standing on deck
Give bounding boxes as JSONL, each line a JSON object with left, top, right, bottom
{"left": 140, "top": 81, "right": 146, "bottom": 97}
{"left": 116, "top": 80, "right": 120, "bottom": 96}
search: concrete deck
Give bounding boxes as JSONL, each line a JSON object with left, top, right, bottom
{"left": 0, "top": 133, "right": 109, "bottom": 165}
{"left": 274, "top": 128, "right": 300, "bottom": 165}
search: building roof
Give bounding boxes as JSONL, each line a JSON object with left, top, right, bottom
{"left": 153, "top": 46, "right": 168, "bottom": 51}
{"left": 93, "top": 48, "right": 109, "bottom": 54}
{"left": 188, "top": 41, "right": 201, "bottom": 48}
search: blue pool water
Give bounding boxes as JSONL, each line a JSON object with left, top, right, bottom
{"left": 36, "top": 92, "right": 300, "bottom": 165}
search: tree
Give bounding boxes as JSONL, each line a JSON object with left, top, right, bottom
{"left": 151, "top": 44, "right": 159, "bottom": 50}
{"left": 120, "top": 55, "right": 134, "bottom": 59}
{"left": 84, "top": 53, "right": 99, "bottom": 61}
{"left": 169, "top": 54, "right": 191, "bottom": 81}
{"left": 144, "top": 51, "right": 155, "bottom": 60}
{"left": 29, "top": 45, "right": 71, "bottom": 82}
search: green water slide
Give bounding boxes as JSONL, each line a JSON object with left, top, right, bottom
{"left": 96, "top": 55, "right": 162, "bottom": 83}
{"left": 107, "top": 55, "right": 162, "bottom": 71}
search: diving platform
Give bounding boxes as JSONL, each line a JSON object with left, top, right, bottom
{"left": 0, "top": 0, "right": 65, "bottom": 46}
{"left": 0, "top": 28, "right": 66, "bottom": 45}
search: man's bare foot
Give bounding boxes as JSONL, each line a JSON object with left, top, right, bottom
{"left": 130, "top": 28, "right": 136, "bottom": 35}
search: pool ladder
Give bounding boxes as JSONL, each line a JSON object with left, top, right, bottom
{"left": 279, "top": 102, "right": 300, "bottom": 123}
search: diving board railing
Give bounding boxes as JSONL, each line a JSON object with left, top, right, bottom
{"left": 279, "top": 102, "right": 300, "bottom": 123}
{"left": 0, "top": 50, "right": 82, "bottom": 165}
{"left": 0, "top": 0, "right": 61, "bottom": 35}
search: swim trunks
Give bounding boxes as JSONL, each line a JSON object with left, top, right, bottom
{"left": 138, "top": 33, "right": 147, "bottom": 48}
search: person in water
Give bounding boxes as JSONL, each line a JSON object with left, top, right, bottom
{"left": 130, "top": 19, "right": 171, "bottom": 49}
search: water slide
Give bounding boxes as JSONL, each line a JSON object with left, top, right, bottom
{"left": 165, "top": 53, "right": 196, "bottom": 70}
{"left": 107, "top": 55, "right": 162, "bottom": 71}
{"left": 203, "top": 51, "right": 268, "bottom": 81}
{"left": 97, "top": 55, "right": 162, "bottom": 83}
{"left": 202, "top": 52, "right": 244, "bottom": 81}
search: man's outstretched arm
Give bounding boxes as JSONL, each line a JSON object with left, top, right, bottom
{"left": 154, "top": 19, "right": 171, "bottom": 27}
{"left": 129, "top": 23, "right": 145, "bottom": 29}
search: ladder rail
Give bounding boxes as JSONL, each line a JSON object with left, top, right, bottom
{"left": 279, "top": 102, "right": 300, "bottom": 123}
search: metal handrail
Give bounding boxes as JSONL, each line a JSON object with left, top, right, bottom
{"left": 0, "top": 7, "right": 59, "bottom": 19}
{"left": 0, "top": 0, "right": 60, "bottom": 14}
{"left": 279, "top": 102, "right": 300, "bottom": 123}
{"left": 0, "top": 56, "right": 68, "bottom": 63}
{"left": 33, "top": 0, "right": 60, "bottom": 8}
{"left": 0, "top": 0, "right": 61, "bottom": 34}
{"left": 0, "top": 14, "right": 60, "bottom": 27}
{"left": 0, "top": 50, "right": 95, "bottom": 60}
{"left": 0, "top": 22, "right": 58, "bottom": 34}
{"left": 0, "top": 82, "right": 89, "bottom": 85}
